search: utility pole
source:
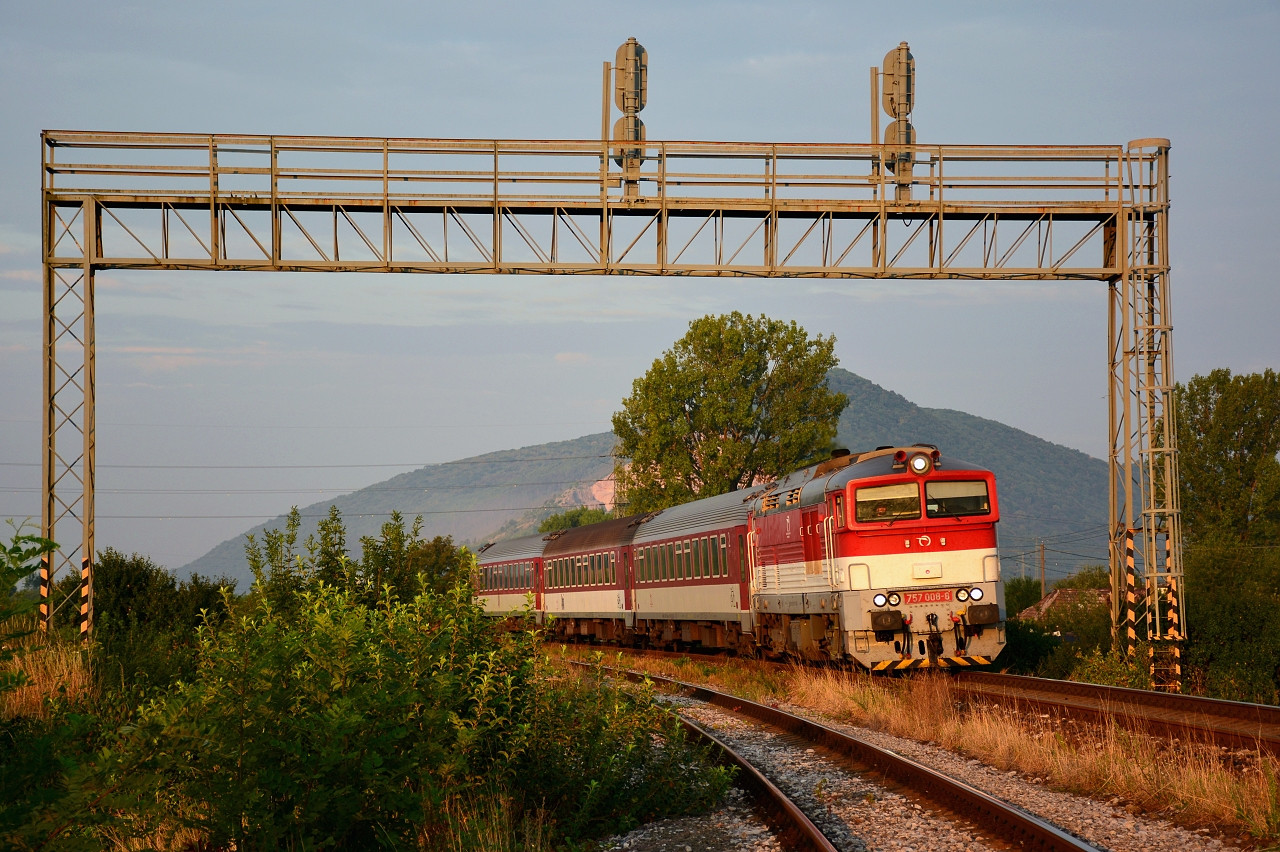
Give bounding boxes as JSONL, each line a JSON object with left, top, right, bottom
{"left": 1039, "top": 541, "right": 1046, "bottom": 599}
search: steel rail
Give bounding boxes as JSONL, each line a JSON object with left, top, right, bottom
{"left": 954, "top": 671, "right": 1280, "bottom": 755}
{"left": 678, "top": 717, "right": 839, "bottom": 852}
{"left": 600, "top": 664, "right": 1100, "bottom": 852}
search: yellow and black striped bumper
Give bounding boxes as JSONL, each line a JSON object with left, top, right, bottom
{"left": 870, "top": 655, "right": 992, "bottom": 671}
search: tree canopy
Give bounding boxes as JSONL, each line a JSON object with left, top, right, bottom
{"left": 539, "top": 506, "right": 612, "bottom": 533}
{"left": 1175, "top": 369, "right": 1280, "bottom": 702}
{"left": 1176, "top": 368, "right": 1280, "bottom": 544}
{"left": 611, "top": 312, "right": 847, "bottom": 513}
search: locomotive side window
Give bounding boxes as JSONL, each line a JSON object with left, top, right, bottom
{"left": 855, "top": 483, "right": 921, "bottom": 522}
{"left": 832, "top": 494, "right": 845, "bottom": 528}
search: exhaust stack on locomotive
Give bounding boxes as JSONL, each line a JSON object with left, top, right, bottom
{"left": 476, "top": 445, "right": 1006, "bottom": 670}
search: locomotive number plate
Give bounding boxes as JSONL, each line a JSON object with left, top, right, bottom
{"left": 903, "top": 589, "right": 953, "bottom": 605}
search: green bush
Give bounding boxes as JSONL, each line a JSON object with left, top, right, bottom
{"left": 998, "top": 618, "right": 1060, "bottom": 674}
{"left": 92, "top": 548, "right": 235, "bottom": 699}
{"left": 1066, "top": 644, "right": 1154, "bottom": 691}
{"left": 16, "top": 579, "right": 730, "bottom": 850}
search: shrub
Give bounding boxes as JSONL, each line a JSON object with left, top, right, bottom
{"left": 17, "top": 579, "right": 730, "bottom": 850}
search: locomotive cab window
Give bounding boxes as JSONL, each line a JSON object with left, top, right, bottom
{"left": 925, "top": 480, "right": 991, "bottom": 518}
{"left": 855, "top": 482, "right": 920, "bottom": 522}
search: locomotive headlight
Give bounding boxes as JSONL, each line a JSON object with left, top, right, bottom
{"left": 909, "top": 453, "right": 931, "bottom": 475}
{"left": 873, "top": 593, "right": 888, "bottom": 607}
{"left": 969, "top": 587, "right": 984, "bottom": 601}
{"left": 956, "top": 588, "right": 969, "bottom": 602}
{"left": 887, "top": 592, "right": 902, "bottom": 606}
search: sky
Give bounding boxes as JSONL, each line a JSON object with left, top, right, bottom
{"left": 1, "top": 1, "right": 1278, "bottom": 573}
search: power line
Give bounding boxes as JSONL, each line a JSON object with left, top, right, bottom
{"left": 0, "top": 454, "right": 613, "bottom": 470}
{"left": 0, "top": 480, "right": 599, "bottom": 495}
{"left": 89, "top": 506, "right": 596, "bottom": 520}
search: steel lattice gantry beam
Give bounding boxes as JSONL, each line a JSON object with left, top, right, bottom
{"left": 39, "top": 131, "right": 1182, "bottom": 682}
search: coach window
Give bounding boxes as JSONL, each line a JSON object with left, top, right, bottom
{"left": 855, "top": 482, "right": 920, "bottom": 522}
{"left": 691, "top": 538, "right": 702, "bottom": 579}
{"left": 926, "top": 480, "right": 991, "bottom": 518}
{"left": 712, "top": 537, "right": 722, "bottom": 577}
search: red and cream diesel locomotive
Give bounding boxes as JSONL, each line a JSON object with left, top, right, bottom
{"left": 476, "top": 445, "right": 1006, "bottom": 670}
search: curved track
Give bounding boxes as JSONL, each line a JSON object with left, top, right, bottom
{"left": 596, "top": 662, "right": 1102, "bottom": 851}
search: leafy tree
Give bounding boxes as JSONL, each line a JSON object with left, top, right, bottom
{"left": 612, "top": 312, "right": 847, "bottom": 513}
{"left": 1177, "top": 368, "right": 1280, "bottom": 544}
{"left": 1183, "top": 542, "right": 1280, "bottom": 703}
{"left": 306, "top": 504, "right": 353, "bottom": 589}
{"left": 539, "top": 506, "right": 612, "bottom": 533}
{"left": 1174, "top": 369, "right": 1280, "bottom": 702}
{"left": 1004, "top": 576, "right": 1042, "bottom": 617}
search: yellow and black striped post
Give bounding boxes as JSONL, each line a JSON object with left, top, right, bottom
{"left": 1165, "top": 551, "right": 1182, "bottom": 690}
{"left": 79, "top": 556, "right": 93, "bottom": 641}
{"left": 38, "top": 554, "right": 51, "bottom": 633}
{"left": 1124, "top": 530, "right": 1137, "bottom": 657}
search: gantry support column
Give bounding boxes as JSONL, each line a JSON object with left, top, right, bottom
{"left": 1108, "top": 139, "right": 1182, "bottom": 690}
{"left": 41, "top": 196, "right": 96, "bottom": 639}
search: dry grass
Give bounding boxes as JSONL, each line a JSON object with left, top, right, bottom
{"left": 565, "top": 647, "right": 1280, "bottom": 844}
{"left": 1, "top": 615, "right": 93, "bottom": 720}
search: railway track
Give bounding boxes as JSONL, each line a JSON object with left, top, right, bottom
{"left": 585, "top": 661, "right": 1102, "bottom": 851}
{"left": 953, "top": 671, "right": 1280, "bottom": 756}
{"left": 584, "top": 644, "right": 1280, "bottom": 757}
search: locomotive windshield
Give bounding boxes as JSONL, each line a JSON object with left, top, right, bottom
{"left": 925, "top": 480, "right": 991, "bottom": 518}
{"left": 854, "top": 482, "right": 920, "bottom": 522}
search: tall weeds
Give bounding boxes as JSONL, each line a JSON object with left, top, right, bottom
{"left": 0, "top": 618, "right": 91, "bottom": 721}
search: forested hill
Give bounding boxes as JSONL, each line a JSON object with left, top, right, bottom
{"left": 182, "top": 370, "right": 1108, "bottom": 588}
